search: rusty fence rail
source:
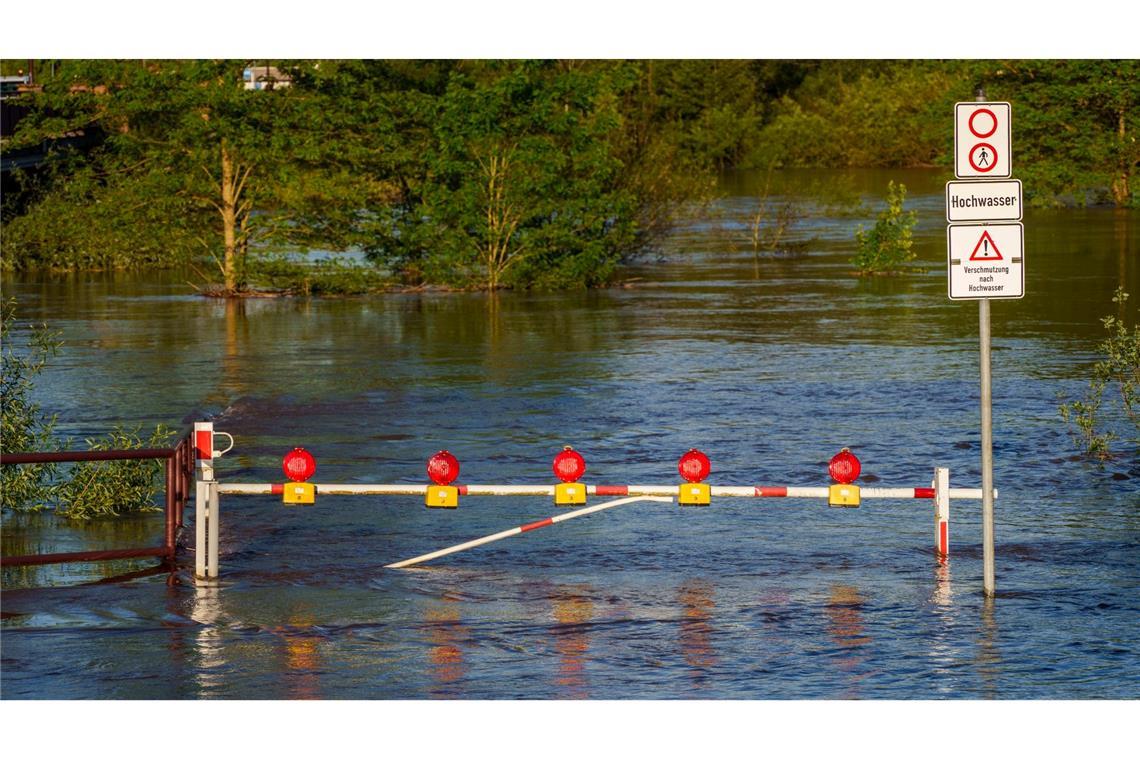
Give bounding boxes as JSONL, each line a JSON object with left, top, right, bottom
{"left": 1, "top": 434, "right": 196, "bottom": 568}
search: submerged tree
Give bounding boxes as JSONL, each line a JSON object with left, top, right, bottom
{"left": 354, "top": 61, "right": 663, "bottom": 289}
{"left": 852, "top": 181, "right": 917, "bottom": 275}
{"left": 2, "top": 60, "right": 365, "bottom": 291}
{"left": 2, "top": 59, "right": 727, "bottom": 289}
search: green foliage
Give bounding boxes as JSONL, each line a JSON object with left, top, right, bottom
{"left": 2, "top": 300, "right": 175, "bottom": 518}
{"left": 3, "top": 60, "right": 725, "bottom": 290}
{"left": 52, "top": 425, "right": 175, "bottom": 520}
{"left": 978, "top": 60, "right": 1139, "bottom": 208}
{"left": 1, "top": 299, "right": 61, "bottom": 510}
{"left": 1060, "top": 288, "right": 1140, "bottom": 459}
{"left": 852, "top": 181, "right": 917, "bottom": 275}
{"left": 750, "top": 61, "right": 967, "bottom": 169}
{"left": 7, "top": 59, "right": 1135, "bottom": 287}
{"left": 350, "top": 61, "right": 679, "bottom": 290}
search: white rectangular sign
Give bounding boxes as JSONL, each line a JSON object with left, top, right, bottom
{"left": 947, "top": 223, "right": 1024, "bottom": 300}
{"left": 955, "top": 102, "right": 1011, "bottom": 179}
{"left": 946, "top": 179, "right": 1022, "bottom": 222}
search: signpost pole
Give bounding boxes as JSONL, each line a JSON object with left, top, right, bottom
{"left": 976, "top": 87, "right": 996, "bottom": 597}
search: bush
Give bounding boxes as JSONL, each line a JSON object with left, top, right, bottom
{"left": 53, "top": 425, "right": 175, "bottom": 519}
{"left": 852, "top": 181, "right": 917, "bottom": 275}
{"left": 1, "top": 299, "right": 61, "bottom": 510}
{"left": 2, "top": 300, "right": 176, "bottom": 518}
{"left": 1060, "top": 288, "right": 1140, "bottom": 459}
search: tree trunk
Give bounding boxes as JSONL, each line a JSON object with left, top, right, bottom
{"left": 221, "top": 140, "right": 238, "bottom": 292}
{"left": 479, "top": 148, "right": 519, "bottom": 291}
{"left": 1111, "top": 107, "right": 1130, "bottom": 208}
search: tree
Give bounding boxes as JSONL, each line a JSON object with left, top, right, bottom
{"left": 3, "top": 60, "right": 724, "bottom": 288}
{"left": 360, "top": 62, "right": 642, "bottom": 290}
{"left": 2, "top": 60, "right": 363, "bottom": 290}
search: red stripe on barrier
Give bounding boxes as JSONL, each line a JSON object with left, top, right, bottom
{"left": 457, "top": 485, "right": 469, "bottom": 496}
{"left": 915, "top": 488, "right": 936, "bottom": 499}
{"left": 195, "top": 431, "right": 212, "bottom": 460}
{"left": 271, "top": 484, "right": 284, "bottom": 495}
{"left": 755, "top": 486, "right": 787, "bottom": 497}
{"left": 595, "top": 485, "right": 628, "bottom": 496}
{"left": 519, "top": 517, "right": 554, "bottom": 533}
{"left": 939, "top": 521, "right": 949, "bottom": 556}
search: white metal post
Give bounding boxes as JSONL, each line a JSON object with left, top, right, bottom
{"left": 934, "top": 467, "right": 950, "bottom": 559}
{"left": 980, "top": 298, "right": 995, "bottom": 595}
{"left": 207, "top": 481, "right": 220, "bottom": 578}
{"left": 194, "top": 421, "right": 214, "bottom": 581}
{"left": 976, "top": 86, "right": 997, "bottom": 598}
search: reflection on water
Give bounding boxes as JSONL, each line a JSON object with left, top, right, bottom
{"left": 219, "top": 298, "right": 250, "bottom": 403}
{"left": 677, "top": 579, "right": 717, "bottom": 689}
{"left": 426, "top": 594, "right": 467, "bottom": 698}
{"left": 550, "top": 585, "right": 594, "bottom": 699}
{"left": 191, "top": 584, "right": 226, "bottom": 698}
{"left": 928, "top": 562, "right": 957, "bottom": 697}
{"left": 279, "top": 607, "right": 322, "bottom": 700}
{"left": 977, "top": 597, "right": 1001, "bottom": 700}
{"left": 825, "top": 585, "right": 871, "bottom": 699}
{"left": 932, "top": 560, "right": 952, "bottom": 608}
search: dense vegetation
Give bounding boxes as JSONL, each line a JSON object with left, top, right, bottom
{"left": 1, "top": 299, "right": 172, "bottom": 518}
{"left": 2, "top": 60, "right": 1136, "bottom": 291}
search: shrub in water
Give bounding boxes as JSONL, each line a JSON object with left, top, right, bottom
{"left": 852, "top": 181, "right": 917, "bottom": 275}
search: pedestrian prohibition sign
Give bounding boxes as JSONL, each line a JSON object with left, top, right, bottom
{"left": 947, "top": 223, "right": 1024, "bottom": 300}
{"left": 955, "top": 102, "right": 1011, "bottom": 179}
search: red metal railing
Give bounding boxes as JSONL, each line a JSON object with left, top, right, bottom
{"left": 1, "top": 433, "right": 195, "bottom": 568}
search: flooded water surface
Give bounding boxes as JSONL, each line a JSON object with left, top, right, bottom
{"left": 3, "top": 169, "right": 1138, "bottom": 699}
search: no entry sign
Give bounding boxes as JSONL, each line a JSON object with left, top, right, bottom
{"left": 947, "top": 223, "right": 1024, "bottom": 300}
{"left": 955, "top": 102, "right": 1011, "bottom": 179}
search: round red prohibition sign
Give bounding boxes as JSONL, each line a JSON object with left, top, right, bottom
{"left": 968, "top": 108, "right": 998, "bottom": 138}
{"left": 969, "top": 142, "right": 998, "bottom": 173}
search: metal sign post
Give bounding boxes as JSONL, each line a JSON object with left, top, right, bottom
{"left": 980, "top": 294, "right": 995, "bottom": 596}
{"left": 949, "top": 88, "right": 1019, "bottom": 597}
{"left": 975, "top": 89, "right": 997, "bottom": 599}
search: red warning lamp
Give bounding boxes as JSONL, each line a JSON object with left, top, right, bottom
{"left": 427, "top": 450, "right": 460, "bottom": 486}
{"left": 678, "top": 449, "right": 711, "bottom": 483}
{"left": 282, "top": 447, "right": 316, "bottom": 482}
{"left": 828, "top": 448, "right": 861, "bottom": 484}
{"left": 552, "top": 446, "right": 586, "bottom": 483}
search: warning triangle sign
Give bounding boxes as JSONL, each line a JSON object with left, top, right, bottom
{"left": 969, "top": 230, "right": 1003, "bottom": 261}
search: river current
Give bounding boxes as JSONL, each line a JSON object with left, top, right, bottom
{"left": 2, "top": 169, "right": 1138, "bottom": 699}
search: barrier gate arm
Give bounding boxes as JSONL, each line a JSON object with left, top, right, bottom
{"left": 386, "top": 495, "right": 674, "bottom": 569}
{"left": 194, "top": 419, "right": 992, "bottom": 581}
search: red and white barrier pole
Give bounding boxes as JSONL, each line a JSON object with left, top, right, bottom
{"left": 218, "top": 482, "right": 992, "bottom": 500}
{"left": 934, "top": 467, "right": 950, "bottom": 560}
{"left": 385, "top": 495, "right": 672, "bottom": 569}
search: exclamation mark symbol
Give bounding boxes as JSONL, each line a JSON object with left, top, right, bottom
{"left": 984, "top": 238, "right": 989, "bottom": 257}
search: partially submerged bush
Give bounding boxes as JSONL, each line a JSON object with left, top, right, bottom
{"left": 852, "top": 181, "right": 917, "bottom": 275}
{"left": 1, "top": 299, "right": 61, "bottom": 510}
{"left": 3, "top": 300, "right": 176, "bottom": 518}
{"left": 1060, "top": 288, "right": 1140, "bottom": 459}
{"left": 52, "top": 425, "right": 176, "bottom": 520}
